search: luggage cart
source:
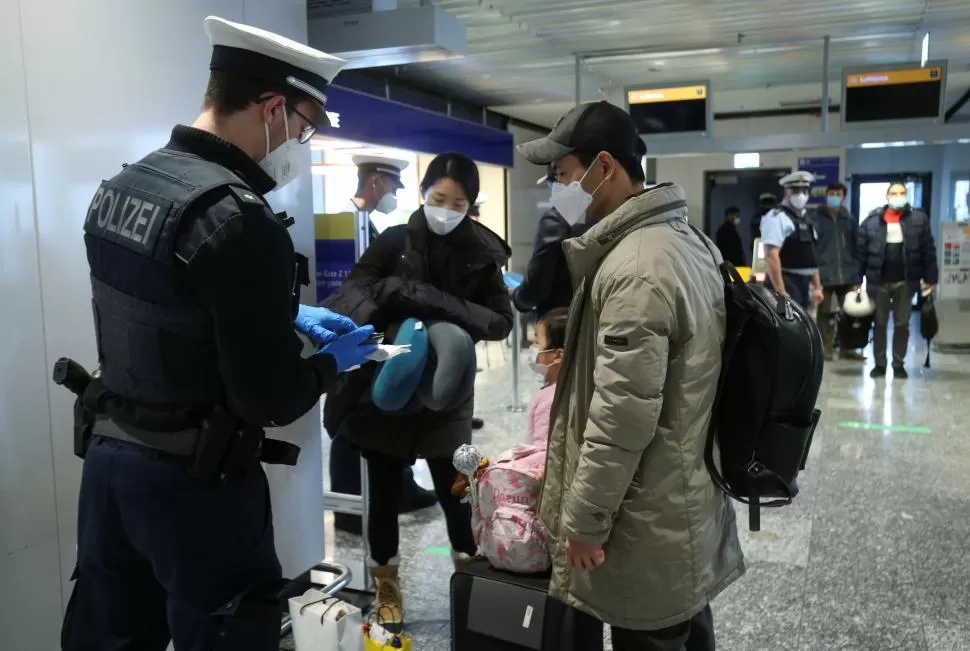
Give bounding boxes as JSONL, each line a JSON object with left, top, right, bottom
{"left": 280, "top": 561, "right": 352, "bottom": 636}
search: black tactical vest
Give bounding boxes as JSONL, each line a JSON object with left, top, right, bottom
{"left": 776, "top": 204, "right": 818, "bottom": 269}
{"left": 83, "top": 148, "right": 308, "bottom": 410}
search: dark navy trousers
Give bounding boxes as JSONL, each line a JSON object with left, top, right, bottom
{"left": 61, "top": 437, "right": 283, "bottom": 651}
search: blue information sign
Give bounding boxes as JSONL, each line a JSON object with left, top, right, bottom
{"left": 797, "top": 156, "right": 841, "bottom": 206}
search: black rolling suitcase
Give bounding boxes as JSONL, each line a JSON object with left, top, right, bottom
{"left": 450, "top": 558, "right": 602, "bottom": 651}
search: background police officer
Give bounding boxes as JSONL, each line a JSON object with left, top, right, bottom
{"left": 61, "top": 16, "right": 377, "bottom": 651}
{"left": 759, "top": 171, "right": 825, "bottom": 309}
{"left": 330, "top": 154, "right": 438, "bottom": 535}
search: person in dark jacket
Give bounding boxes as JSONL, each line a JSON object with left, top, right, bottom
{"left": 322, "top": 152, "right": 513, "bottom": 630}
{"left": 856, "top": 182, "right": 938, "bottom": 379}
{"left": 715, "top": 205, "right": 746, "bottom": 267}
{"left": 751, "top": 192, "right": 777, "bottom": 253}
{"left": 511, "top": 165, "right": 588, "bottom": 318}
{"left": 812, "top": 183, "right": 864, "bottom": 361}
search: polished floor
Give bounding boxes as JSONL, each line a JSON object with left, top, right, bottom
{"left": 286, "top": 330, "right": 970, "bottom": 650}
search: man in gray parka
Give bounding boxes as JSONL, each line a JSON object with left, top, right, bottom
{"left": 518, "top": 101, "right": 744, "bottom": 651}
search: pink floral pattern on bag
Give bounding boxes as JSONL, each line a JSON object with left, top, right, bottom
{"left": 471, "top": 444, "right": 551, "bottom": 573}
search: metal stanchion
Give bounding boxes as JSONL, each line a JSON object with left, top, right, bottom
{"left": 321, "top": 208, "right": 373, "bottom": 595}
{"left": 507, "top": 310, "right": 526, "bottom": 413}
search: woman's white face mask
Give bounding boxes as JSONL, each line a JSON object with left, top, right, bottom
{"left": 424, "top": 204, "right": 466, "bottom": 235}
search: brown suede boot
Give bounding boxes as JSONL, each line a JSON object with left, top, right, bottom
{"left": 369, "top": 561, "right": 403, "bottom": 633}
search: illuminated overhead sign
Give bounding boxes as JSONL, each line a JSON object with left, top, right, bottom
{"left": 627, "top": 85, "right": 708, "bottom": 104}
{"left": 842, "top": 62, "right": 946, "bottom": 126}
{"left": 624, "top": 81, "right": 712, "bottom": 136}
{"left": 845, "top": 66, "right": 942, "bottom": 89}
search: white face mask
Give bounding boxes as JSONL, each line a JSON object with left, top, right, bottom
{"left": 888, "top": 196, "right": 908, "bottom": 210}
{"left": 375, "top": 191, "right": 397, "bottom": 214}
{"left": 424, "top": 205, "right": 466, "bottom": 235}
{"left": 550, "top": 164, "right": 605, "bottom": 225}
{"left": 788, "top": 193, "right": 809, "bottom": 210}
{"left": 259, "top": 107, "right": 302, "bottom": 189}
{"left": 528, "top": 346, "right": 558, "bottom": 380}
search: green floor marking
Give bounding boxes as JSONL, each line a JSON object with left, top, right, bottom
{"left": 838, "top": 421, "right": 931, "bottom": 434}
{"left": 425, "top": 545, "right": 451, "bottom": 556}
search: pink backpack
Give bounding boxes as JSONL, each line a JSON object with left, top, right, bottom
{"left": 471, "top": 444, "right": 551, "bottom": 573}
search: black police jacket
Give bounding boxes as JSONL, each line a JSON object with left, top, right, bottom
{"left": 83, "top": 126, "right": 338, "bottom": 430}
{"left": 512, "top": 208, "right": 586, "bottom": 318}
{"left": 321, "top": 208, "right": 513, "bottom": 461}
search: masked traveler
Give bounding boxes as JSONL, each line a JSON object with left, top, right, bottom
{"left": 812, "top": 183, "right": 864, "bottom": 361}
{"left": 751, "top": 192, "right": 777, "bottom": 253}
{"left": 61, "top": 16, "right": 379, "bottom": 651}
{"left": 517, "top": 101, "right": 744, "bottom": 651}
{"left": 330, "top": 154, "right": 439, "bottom": 535}
{"left": 759, "top": 171, "right": 825, "bottom": 309}
{"left": 715, "top": 205, "right": 746, "bottom": 267}
{"left": 857, "top": 182, "right": 938, "bottom": 379}
{"left": 322, "top": 152, "right": 513, "bottom": 630}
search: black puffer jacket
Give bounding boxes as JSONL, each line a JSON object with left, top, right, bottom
{"left": 512, "top": 208, "right": 587, "bottom": 318}
{"left": 856, "top": 205, "right": 938, "bottom": 297}
{"left": 322, "top": 208, "right": 513, "bottom": 461}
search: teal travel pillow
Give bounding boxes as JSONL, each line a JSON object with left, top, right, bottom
{"left": 371, "top": 318, "right": 429, "bottom": 412}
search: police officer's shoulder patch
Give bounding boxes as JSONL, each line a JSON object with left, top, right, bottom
{"left": 83, "top": 180, "right": 173, "bottom": 256}
{"left": 227, "top": 185, "right": 266, "bottom": 210}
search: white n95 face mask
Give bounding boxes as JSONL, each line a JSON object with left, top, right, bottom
{"left": 424, "top": 205, "right": 466, "bottom": 235}
{"left": 788, "top": 193, "right": 809, "bottom": 210}
{"left": 375, "top": 192, "right": 398, "bottom": 214}
{"left": 259, "top": 106, "right": 302, "bottom": 189}
{"left": 550, "top": 164, "right": 605, "bottom": 225}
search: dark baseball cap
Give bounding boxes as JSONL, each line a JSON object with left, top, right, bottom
{"left": 518, "top": 101, "right": 643, "bottom": 166}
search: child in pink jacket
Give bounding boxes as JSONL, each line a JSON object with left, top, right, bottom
{"left": 525, "top": 307, "right": 568, "bottom": 448}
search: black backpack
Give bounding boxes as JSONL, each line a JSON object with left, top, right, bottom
{"left": 919, "top": 292, "right": 939, "bottom": 368}
{"left": 693, "top": 227, "right": 824, "bottom": 531}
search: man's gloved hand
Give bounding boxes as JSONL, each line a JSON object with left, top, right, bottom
{"left": 317, "top": 325, "right": 379, "bottom": 372}
{"left": 295, "top": 305, "right": 357, "bottom": 343}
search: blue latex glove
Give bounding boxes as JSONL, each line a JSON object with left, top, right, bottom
{"left": 295, "top": 305, "right": 357, "bottom": 343}
{"left": 318, "top": 325, "right": 379, "bottom": 373}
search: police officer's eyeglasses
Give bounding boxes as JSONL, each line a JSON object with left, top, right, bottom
{"left": 290, "top": 106, "right": 317, "bottom": 144}
{"left": 257, "top": 97, "right": 317, "bottom": 144}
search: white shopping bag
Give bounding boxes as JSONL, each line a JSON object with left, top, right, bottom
{"left": 288, "top": 588, "right": 364, "bottom": 651}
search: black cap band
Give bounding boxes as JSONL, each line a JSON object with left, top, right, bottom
{"left": 210, "top": 45, "right": 329, "bottom": 105}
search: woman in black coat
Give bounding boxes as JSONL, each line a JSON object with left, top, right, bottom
{"left": 322, "top": 152, "right": 512, "bottom": 629}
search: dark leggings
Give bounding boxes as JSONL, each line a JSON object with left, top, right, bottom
{"left": 368, "top": 451, "right": 476, "bottom": 565}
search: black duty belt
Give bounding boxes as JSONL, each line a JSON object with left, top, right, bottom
{"left": 92, "top": 416, "right": 300, "bottom": 466}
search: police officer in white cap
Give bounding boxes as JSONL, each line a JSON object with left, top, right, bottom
{"left": 759, "top": 171, "right": 824, "bottom": 308}
{"left": 61, "top": 16, "right": 378, "bottom": 650}
{"left": 331, "top": 153, "right": 438, "bottom": 535}
{"left": 348, "top": 154, "right": 409, "bottom": 242}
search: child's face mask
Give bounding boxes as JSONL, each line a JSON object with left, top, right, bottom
{"left": 528, "top": 346, "right": 560, "bottom": 379}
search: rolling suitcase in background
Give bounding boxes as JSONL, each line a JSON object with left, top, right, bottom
{"left": 450, "top": 558, "right": 603, "bottom": 651}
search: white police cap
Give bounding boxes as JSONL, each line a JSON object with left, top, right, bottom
{"left": 352, "top": 155, "right": 409, "bottom": 189}
{"left": 204, "top": 16, "right": 346, "bottom": 120}
{"left": 779, "top": 171, "right": 815, "bottom": 188}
